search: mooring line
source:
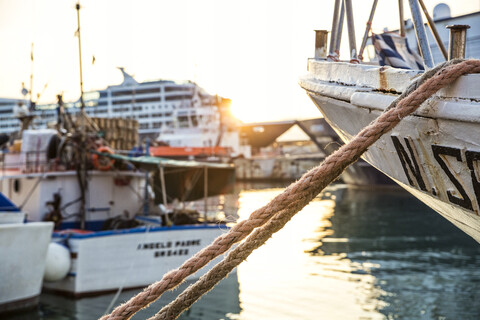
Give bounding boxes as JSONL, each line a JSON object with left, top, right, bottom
{"left": 102, "top": 59, "right": 480, "bottom": 320}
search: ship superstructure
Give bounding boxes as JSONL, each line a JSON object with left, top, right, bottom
{"left": 0, "top": 69, "right": 239, "bottom": 153}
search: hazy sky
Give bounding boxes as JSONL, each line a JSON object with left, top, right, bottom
{"left": 0, "top": 0, "right": 478, "bottom": 122}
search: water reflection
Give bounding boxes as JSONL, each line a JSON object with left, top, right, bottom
{"left": 5, "top": 183, "right": 480, "bottom": 319}
{"left": 313, "top": 186, "right": 480, "bottom": 320}
{"left": 7, "top": 273, "right": 240, "bottom": 320}
{"left": 233, "top": 183, "right": 480, "bottom": 320}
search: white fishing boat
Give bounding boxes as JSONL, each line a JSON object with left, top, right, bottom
{"left": 0, "top": 125, "right": 235, "bottom": 297}
{"left": 299, "top": 1, "right": 480, "bottom": 242}
{"left": 0, "top": 194, "right": 53, "bottom": 314}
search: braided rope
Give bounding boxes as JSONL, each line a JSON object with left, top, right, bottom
{"left": 102, "top": 59, "right": 480, "bottom": 320}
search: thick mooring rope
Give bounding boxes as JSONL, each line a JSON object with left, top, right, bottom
{"left": 102, "top": 59, "right": 480, "bottom": 320}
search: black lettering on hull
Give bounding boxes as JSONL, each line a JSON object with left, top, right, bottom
{"left": 432, "top": 145, "right": 473, "bottom": 211}
{"left": 391, "top": 136, "right": 427, "bottom": 191}
{"left": 390, "top": 135, "right": 480, "bottom": 214}
{"left": 466, "top": 150, "right": 480, "bottom": 211}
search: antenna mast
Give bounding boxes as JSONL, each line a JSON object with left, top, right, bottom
{"left": 29, "top": 43, "right": 34, "bottom": 109}
{"left": 76, "top": 2, "right": 85, "bottom": 110}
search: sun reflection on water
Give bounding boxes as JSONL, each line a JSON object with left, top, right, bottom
{"left": 10, "top": 183, "right": 480, "bottom": 320}
{"left": 226, "top": 183, "right": 480, "bottom": 320}
{"left": 232, "top": 184, "right": 386, "bottom": 320}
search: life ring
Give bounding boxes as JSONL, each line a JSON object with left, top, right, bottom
{"left": 92, "top": 146, "right": 115, "bottom": 171}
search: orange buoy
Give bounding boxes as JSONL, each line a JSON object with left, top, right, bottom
{"left": 92, "top": 146, "right": 115, "bottom": 171}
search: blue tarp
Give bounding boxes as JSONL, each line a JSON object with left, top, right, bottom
{"left": 0, "top": 192, "right": 21, "bottom": 212}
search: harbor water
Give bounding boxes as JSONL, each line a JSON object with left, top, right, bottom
{"left": 8, "top": 182, "right": 480, "bottom": 320}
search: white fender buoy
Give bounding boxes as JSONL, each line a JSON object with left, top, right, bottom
{"left": 44, "top": 242, "right": 71, "bottom": 282}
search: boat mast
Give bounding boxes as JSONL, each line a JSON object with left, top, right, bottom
{"left": 29, "top": 43, "right": 34, "bottom": 109}
{"left": 76, "top": 1, "right": 88, "bottom": 229}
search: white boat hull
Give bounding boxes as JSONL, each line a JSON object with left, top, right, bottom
{"left": 44, "top": 225, "right": 228, "bottom": 296}
{"left": 0, "top": 171, "right": 145, "bottom": 225}
{"left": 300, "top": 60, "right": 480, "bottom": 243}
{"left": 0, "top": 222, "right": 53, "bottom": 313}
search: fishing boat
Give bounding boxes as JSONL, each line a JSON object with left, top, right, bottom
{"left": 299, "top": 0, "right": 480, "bottom": 242}
{"left": 0, "top": 193, "right": 53, "bottom": 313}
{"left": 0, "top": 121, "right": 235, "bottom": 297}
{"left": 0, "top": 2, "right": 236, "bottom": 297}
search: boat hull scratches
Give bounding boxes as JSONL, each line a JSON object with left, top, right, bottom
{"left": 308, "top": 92, "right": 480, "bottom": 243}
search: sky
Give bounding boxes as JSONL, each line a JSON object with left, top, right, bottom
{"left": 0, "top": 0, "right": 478, "bottom": 123}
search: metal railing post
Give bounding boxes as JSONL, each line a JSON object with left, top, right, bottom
{"left": 328, "top": 0, "right": 342, "bottom": 57}
{"left": 418, "top": 0, "right": 448, "bottom": 60}
{"left": 344, "top": 0, "right": 359, "bottom": 62}
{"left": 358, "top": 0, "right": 378, "bottom": 61}
{"left": 334, "top": 1, "right": 345, "bottom": 57}
{"left": 407, "top": 0, "right": 434, "bottom": 68}
{"left": 203, "top": 166, "right": 208, "bottom": 224}
{"left": 143, "top": 138, "right": 150, "bottom": 215}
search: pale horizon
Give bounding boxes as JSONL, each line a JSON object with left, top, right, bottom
{"left": 0, "top": 0, "right": 478, "bottom": 122}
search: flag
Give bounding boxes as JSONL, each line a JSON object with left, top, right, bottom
{"left": 372, "top": 33, "right": 424, "bottom": 70}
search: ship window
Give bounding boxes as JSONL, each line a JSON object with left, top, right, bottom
{"left": 164, "top": 86, "right": 193, "bottom": 93}
{"left": 113, "top": 97, "right": 160, "bottom": 105}
{"left": 191, "top": 115, "right": 198, "bottom": 127}
{"left": 165, "top": 94, "right": 193, "bottom": 101}
{"left": 112, "top": 88, "right": 160, "bottom": 97}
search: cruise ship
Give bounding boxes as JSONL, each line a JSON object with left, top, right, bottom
{"left": 0, "top": 69, "right": 240, "bottom": 153}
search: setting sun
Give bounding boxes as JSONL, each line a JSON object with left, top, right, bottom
{"left": 228, "top": 99, "right": 255, "bottom": 123}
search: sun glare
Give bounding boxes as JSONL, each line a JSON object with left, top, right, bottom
{"left": 229, "top": 100, "right": 256, "bottom": 123}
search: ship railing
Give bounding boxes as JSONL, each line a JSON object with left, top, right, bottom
{"left": 322, "top": 0, "right": 470, "bottom": 68}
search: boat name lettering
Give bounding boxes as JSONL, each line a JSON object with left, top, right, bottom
{"left": 391, "top": 135, "right": 480, "bottom": 213}
{"left": 137, "top": 241, "right": 172, "bottom": 250}
{"left": 154, "top": 249, "right": 189, "bottom": 258}
{"left": 137, "top": 239, "right": 201, "bottom": 250}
